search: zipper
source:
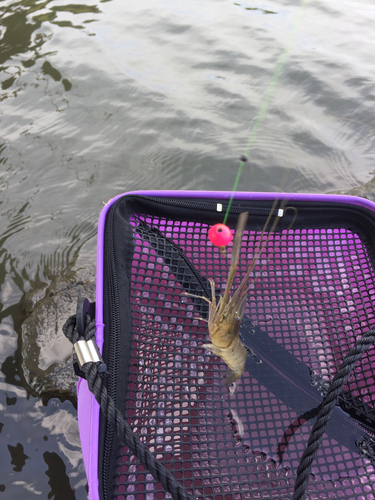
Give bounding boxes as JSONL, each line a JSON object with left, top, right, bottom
{"left": 102, "top": 199, "right": 122, "bottom": 500}
{"left": 120, "top": 193, "right": 375, "bottom": 232}
{"left": 122, "top": 194, "right": 283, "bottom": 216}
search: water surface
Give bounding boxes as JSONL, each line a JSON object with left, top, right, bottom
{"left": 1, "top": 0, "right": 375, "bottom": 497}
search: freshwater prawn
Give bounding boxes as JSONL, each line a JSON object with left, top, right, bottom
{"left": 201, "top": 212, "right": 250, "bottom": 385}
{"left": 185, "top": 200, "right": 295, "bottom": 385}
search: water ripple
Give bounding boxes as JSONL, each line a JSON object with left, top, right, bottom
{"left": 1, "top": 0, "right": 375, "bottom": 498}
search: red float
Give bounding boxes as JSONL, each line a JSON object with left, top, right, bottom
{"left": 208, "top": 223, "right": 233, "bottom": 247}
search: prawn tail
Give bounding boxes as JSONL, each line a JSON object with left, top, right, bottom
{"left": 224, "top": 368, "right": 243, "bottom": 386}
{"left": 203, "top": 340, "right": 247, "bottom": 385}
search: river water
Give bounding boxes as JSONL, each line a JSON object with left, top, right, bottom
{"left": 0, "top": 0, "right": 375, "bottom": 498}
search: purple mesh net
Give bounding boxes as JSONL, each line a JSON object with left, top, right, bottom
{"left": 110, "top": 211, "right": 375, "bottom": 500}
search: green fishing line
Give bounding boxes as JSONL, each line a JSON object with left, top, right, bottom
{"left": 223, "top": 0, "right": 307, "bottom": 225}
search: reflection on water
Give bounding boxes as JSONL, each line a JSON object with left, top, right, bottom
{"left": 0, "top": 2, "right": 72, "bottom": 98}
{"left": 1, "top": 0, "right": 375, "bottom": 497}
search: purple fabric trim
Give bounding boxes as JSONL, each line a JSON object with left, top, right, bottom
{"left": 77, "top": 197, "right": 121, "bottom": 500}
{"left": 79, "top": 189, "right": 375, "bottom": 500}
{"left": 77, "top": 378, "right": 98, "bottom": 499}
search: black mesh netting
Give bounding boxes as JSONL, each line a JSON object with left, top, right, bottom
{"left": 109, "top": 203, "right": 375, "bottom": 500}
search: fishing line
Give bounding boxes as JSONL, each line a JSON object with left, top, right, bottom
{"left": 222, "top": 0, "right": 308, "bottom": 225}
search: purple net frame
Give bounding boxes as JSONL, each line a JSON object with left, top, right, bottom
{"left": 77, "top": 190, "right": 375, "bottom": 500}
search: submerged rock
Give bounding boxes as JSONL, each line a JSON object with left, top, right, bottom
{"left": 21, "top": 275, "right": 95, "bottom": 399}
{"left": 344, "top": 179, "right": 375, "bottom": 202}
{"left": 330, "top": 177, "right": 375, "bottom": 203}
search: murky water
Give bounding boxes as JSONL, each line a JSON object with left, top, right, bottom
{"left": 1, "top": 0, "right": 375, "bottom": 497}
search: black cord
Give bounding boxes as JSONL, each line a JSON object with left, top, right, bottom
{"left": 276, "top": 406, "right": 320, "bottom": 465}
{"left": 292, "top": 327, "right": 375, "bottom": 500}
{"left": 63, "top": 315, "right": 194, "bottom": 500}
{"left": 64, "top": 313, "right": 375, "bottom": 500}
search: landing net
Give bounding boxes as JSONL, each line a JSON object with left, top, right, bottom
{"left": 106, "top": 197, "right": 375, "bottom": 500}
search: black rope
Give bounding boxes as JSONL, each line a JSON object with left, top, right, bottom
{"left": 64, "top": 312, "right": 375, "bottom": 500}
{"left": 276, "top": 406, "right": 320, "bottom": 465}
{"left": 292, "top": 327, "right": 375, "bottom": 500}
{"left": 64, "top": 314, "right": 97, "bottom": 344}
{"left": 63, "top": 315, "right": 194, "bottom": 500}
